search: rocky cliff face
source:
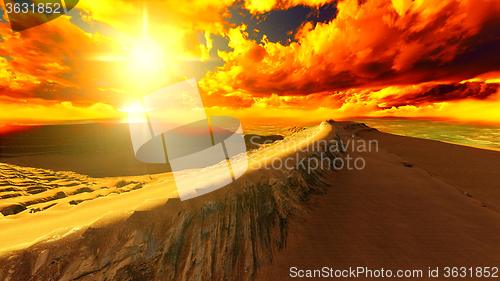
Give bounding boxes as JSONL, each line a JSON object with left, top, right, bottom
{"left": 0, "top": 122, "right": 341, "bottom": 281}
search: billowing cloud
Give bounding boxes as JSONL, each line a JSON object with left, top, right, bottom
{"left": 203, "top": 73, "right": 500, "bottom": 125}
{"left": 0, "top": 14, "right": 125, "bottom": 105}
{"left": 0, "top": 0, "right": 236, "bottom": 124}
{"left": 202, "top": 0, "right": 500, "bottom": 100}
{"left": 1, "top": 0, "right": 500, "bottom": 125}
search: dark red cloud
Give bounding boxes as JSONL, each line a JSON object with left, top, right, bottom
{"left": 380, "top": 82, "right": 500, "bottom": 108}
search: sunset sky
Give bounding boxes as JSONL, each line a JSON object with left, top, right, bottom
{"left": 0, "top": 0, "right": 499, "bottom": 126}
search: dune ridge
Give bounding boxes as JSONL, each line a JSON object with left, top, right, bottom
{"left": 258, "top": 121, "right": 500, "bottom": 279}
{"left": 0, "top": 121, "right": 339, "bottom": 281}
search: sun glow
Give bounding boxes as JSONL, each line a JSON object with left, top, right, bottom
{"left": 119, "top": 102, "right": 150, "bottom": 123}
{"left": 120, "top": 102, "right": 149, "bottom": 113}
{"left": 91, "top": 7, "right": 186, "bottom": 95}
{"left": 129, "top": 38, "right": 165, "bottom": 75}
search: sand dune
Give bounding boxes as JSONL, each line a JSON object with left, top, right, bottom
{"left": 0, "top": 122, "right": 337, "bottom": 281}
{"left": 0, "top": 163, "right": 158, "bottom": 216}
{"left": 258, "top": 122, "right": 500, "bottom": 279}
{"left": 1, "top": 121, "right": 500, "bottom": 280}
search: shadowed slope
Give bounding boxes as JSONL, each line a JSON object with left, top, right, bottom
{"left": 258, "top": 122, "right": 500, "bottom": 280}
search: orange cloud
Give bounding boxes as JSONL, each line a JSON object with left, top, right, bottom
{"left": 0, "top": 15, "right": 126, "bottom": 105}
{"left": 203, "top": 77, "right": 500, "bottom": 125}
{"left": 202, "top": 0, "right": 500, "bottom": 100}
{"left": 1, "top": 0, "right": 499, "bottom": 126}
{"left": 0, "top": 0, "right": 237, "bottom": 124}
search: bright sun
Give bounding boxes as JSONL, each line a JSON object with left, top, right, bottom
{"left": 121, "top": 8, "right": 181, "bottom": 89}
{"left": 129, "top": 37, "right": 165, "bottom": 75}
{"left": 99, "top": 7, "right": 189, "bottom": 107}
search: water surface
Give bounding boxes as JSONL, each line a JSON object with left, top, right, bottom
{"left": 354, "top": 118, "right": 500, "bottom": 151}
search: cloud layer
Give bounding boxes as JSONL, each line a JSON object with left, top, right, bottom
{"left": 0, "top": 0, "right": 499, "bottom": 124}
{"left": 202, "top": 0, "right": 500, "bottom": 97}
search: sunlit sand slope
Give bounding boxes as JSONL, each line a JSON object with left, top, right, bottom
{"left": 0, "top": 164, "right": 151, "bottom": 216}
{"left": 0, "top": 122, "right": 338, "bottom": 281}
